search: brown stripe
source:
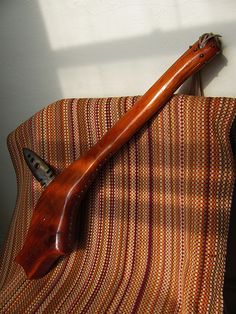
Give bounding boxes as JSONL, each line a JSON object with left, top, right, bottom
{"left": 132, "top": 120, "right": 154, "bottom": 313}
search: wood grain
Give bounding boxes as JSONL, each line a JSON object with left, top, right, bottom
{"left": 15, "top": 34, "right": 221, "bottom": 279}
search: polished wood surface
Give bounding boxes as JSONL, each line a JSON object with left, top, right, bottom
{"left": 15, "top": 34, "right": 221, "bottom": 279}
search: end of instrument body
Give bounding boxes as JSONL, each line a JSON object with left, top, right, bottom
{"left": 188, "top": 33, "right": 222, "bottom": 69}
{"left": 15, "top": 245, "right": 64, "bottom": 280}
{"left": 15, "top": 164, "right": 87, "bottom": 279}
{"left": 15, "top": 192, "right": 79, "bottom": 279}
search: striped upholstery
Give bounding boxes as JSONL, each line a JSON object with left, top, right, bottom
{"left": 0, "top": 95, "right": 235, "bottom": 313}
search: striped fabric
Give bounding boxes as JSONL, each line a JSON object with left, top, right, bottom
{"left": 0, "top": 94, "right": 235, "bottom": 313}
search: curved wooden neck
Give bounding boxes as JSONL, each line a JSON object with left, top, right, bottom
{"left": 16, "top": 34, "right": 221, "bottom": 279}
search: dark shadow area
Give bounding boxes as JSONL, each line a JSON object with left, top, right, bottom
{"left": 224, "top": 118, "right": 236, "bottom": 314}
{"left": 179, "top": 54, "right": 228, "bottom": 95}
{"left": 0, "top": 0, "right": 62, "bottom": 245}
{"left": 1, "top": 0, "right": 62, "bottom": 123}
{"left": 76, "top": 195, "right": 91, "bottom": 249}
{"left": 0, "top": 0, "right": 63, "bottom": 248}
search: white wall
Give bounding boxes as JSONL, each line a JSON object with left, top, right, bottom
{"left": 1, "top": 0, "right": 236, "bottom": 248}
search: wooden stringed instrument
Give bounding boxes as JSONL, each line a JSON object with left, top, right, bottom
{"left": 15, "top": 33, "right": 222, "bottom": 279}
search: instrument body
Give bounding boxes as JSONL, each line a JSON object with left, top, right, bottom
{"left": 15, "top": 34, "right": 221, "bottom": 279}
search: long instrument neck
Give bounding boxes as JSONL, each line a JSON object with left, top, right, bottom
{"left": 72, "top": 36, "right": 221, "bottom": 171}
{"left": 15, "top": 33, "right": 221, "bottom": 280}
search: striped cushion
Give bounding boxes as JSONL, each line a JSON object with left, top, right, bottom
{"left": 0, "top": 95, "right": 235, "bottom": 313}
